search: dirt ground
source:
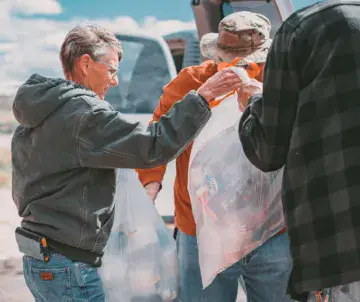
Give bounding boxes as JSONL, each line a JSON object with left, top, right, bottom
{"left": 0, "top": 258, "right": 32, "bottom": 302}
{"left": 0, "top": 188, "right": 32, "bottom": 301}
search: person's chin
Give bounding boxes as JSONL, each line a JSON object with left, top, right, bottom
{"left": 98, "top": 94, "right": 105, "bottom": 100}
{"left": 99, "top": 89, "right": 109, "bottom": 100}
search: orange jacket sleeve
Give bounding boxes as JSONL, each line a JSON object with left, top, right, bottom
{"left": 136, "top": 60, "right": 218, "bottom": 187}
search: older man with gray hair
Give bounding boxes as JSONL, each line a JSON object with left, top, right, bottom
{"left": 11, "top": 24, "right": 241, "bottom": 301}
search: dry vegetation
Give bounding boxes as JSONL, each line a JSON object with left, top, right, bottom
{"left": 0, "top": 110, "right": 17, "bottom": 135}
{"left": 0, "top": 96, "right": 15, "bottom": 188}
{"left": 0, "top": 147, "right": 11, "bottom": 188}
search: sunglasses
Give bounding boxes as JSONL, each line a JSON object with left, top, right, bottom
{"left": 94, "top": 58, "right": 119, "bottom": 78}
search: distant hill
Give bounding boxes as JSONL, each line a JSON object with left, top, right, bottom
{"left": 0, "top": 95, "right": 17, "bottom": 135}
{"left": 0, "top": 95, "right": 13, "bottom": 111}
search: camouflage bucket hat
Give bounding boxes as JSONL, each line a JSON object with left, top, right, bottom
{"left": 200, "top": 11, "right": 272, "bottom": 65}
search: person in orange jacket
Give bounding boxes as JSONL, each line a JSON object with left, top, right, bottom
{"left": 137, "top": 12, "right": 293, "bottom": 302}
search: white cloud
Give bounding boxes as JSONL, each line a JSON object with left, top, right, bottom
{"left": 11, "top": 0, "right": 62, "bottom": 15}
{"left": 0, "top": 43, "right": 14, "bottom": 52}
{"left": 142, "top": 16, "right": 196, "bottom": 35}
{"left": 0, "top": 1, "right": 196, "bottom": 96}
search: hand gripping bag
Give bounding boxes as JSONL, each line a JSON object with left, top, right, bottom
{"left": 100, "top": 169, "right": 179, "bottom": 302}
{"left": 187, "top": 73, "right": 286, "bottom": 288}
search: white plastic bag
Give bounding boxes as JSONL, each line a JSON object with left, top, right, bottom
{"left": 306, "top": 282, "right": 360, "bottom": 301}
{"left": 100, "top": 169, "right": 179, "bottom": 302}
{"left": 188, "top": 91, "right": 285, "bottom": 288}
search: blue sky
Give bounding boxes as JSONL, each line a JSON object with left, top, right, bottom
{"left": 19, "top": 0, "right": 319, "bottom": 22}
{"left": 20, "top": 0, "right": 195, "bottom": 22}
{"left": 0, "top": 0, "right": 321, "bottom": 95}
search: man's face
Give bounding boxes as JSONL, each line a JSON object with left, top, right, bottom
{"left": 85, "top": 48, "right": 119, "bottom": 100}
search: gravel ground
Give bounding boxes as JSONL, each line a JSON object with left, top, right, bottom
{"left": 0, "top": 188, "right": 32, "bottom": 301}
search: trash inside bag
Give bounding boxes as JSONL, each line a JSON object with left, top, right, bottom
{"left": 99, "top": 169, "right": 179, "bottom": 302}
{"left": 306, "top": 282, "right": 360, "bottom": 301}
{"left": 188, "top": 91, "right": 286, "bottom": 288}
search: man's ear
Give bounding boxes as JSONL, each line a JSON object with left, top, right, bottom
{"left": 78, "top": 54, "right": 92, "bottom": 76}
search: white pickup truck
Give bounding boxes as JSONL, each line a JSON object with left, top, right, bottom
{"left": 105, "top": 0, "right": 295, "bottom": 224}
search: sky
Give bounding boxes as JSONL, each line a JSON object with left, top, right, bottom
{"left": 20, "top": 0, "right": 195, "bottom": 22}
{"left": 0, "top": 0, "right": 319, "bottom": 96}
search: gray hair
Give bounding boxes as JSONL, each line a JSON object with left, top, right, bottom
{"left": 60, "top": 24, "right": 123, "bottom": 77}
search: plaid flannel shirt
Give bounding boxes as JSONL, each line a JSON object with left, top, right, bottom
{"left": 239, "top": 0, "right": 360, "bottom": 300}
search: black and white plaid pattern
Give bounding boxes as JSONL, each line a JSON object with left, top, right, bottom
{"left": 239, "top": 0, "right": 360, "bottom": 300}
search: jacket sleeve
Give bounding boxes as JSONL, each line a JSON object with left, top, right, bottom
{"left": 136, "top": 97, "right": 170, "bottom": 186}
{"left": 136, "top": 62, "right": 217, "bottom": 186}
{"left": 239, "top": 22, "right": 299, "bottom": 172}
{"left": 76, "top": 91, "right": 211, "bottom": 169}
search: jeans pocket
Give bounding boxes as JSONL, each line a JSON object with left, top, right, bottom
{"left": 73, "top": 263, "right": 105, "bottom": 301}
{"left": 28, "top": 265, "right": 72, "bottom": 302}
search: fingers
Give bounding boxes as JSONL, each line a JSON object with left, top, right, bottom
{"left": 230, "top": 79, "right": 243, "bottom": 89}
{"left": 212, "top": 78, "right": 243, "bottom": 93}
{"left": 205, "top": 70, "right": 242, "bottom": 89}
{"left": 198, "top": 69, "right": 258, "bottom": 102}
{"left": 213, "top": 73, "right": 243, "bottom": 88}
{"left": 146, "top": 190, "right": 158, "bottom": 202}
{"left": 236, "top": 82, "right": 263, "bottom": 111}
{"left": 220, "top": 70, "right": 244, "bottom": 83}
{"left": 239, "top": 101, "right": 245, "bottom": 112}
{"left": 209, "top": 69, "right": 239, "bottom": 83}
{"left": 145, "top": 183, "right": 160, "bottom": 202}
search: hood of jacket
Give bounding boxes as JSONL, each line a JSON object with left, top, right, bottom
{"left": 13, "top": 74, "right": 97, "bottom": 128}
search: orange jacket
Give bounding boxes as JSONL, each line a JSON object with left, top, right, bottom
{"left": 137, "top": 60, "right": 218, "bottom": 236}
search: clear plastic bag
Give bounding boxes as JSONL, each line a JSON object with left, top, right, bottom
{"left": 188, "top": 92, "right": 286, "bottom": 288}
{"left": 307, "top": 282, "right": 360, "bottom": 301}
{"left": 99, "top": 169, "right": 179, "bottom": 302}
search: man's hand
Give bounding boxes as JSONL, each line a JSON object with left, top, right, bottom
{"left": 197, "top": 69, "right": 243, "bottom": 103}
{"left": 144, "top": 182, "right": 161, "bottom": 203}
{"left": 237, "top": 79, "right": 263, "bottom": 111}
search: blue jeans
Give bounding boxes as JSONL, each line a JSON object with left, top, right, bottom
{"left": 23, "top": 253, "right": 105, "bottom": 301}
{"left": 176, "top": 230, "right": 294, "bottom": 302}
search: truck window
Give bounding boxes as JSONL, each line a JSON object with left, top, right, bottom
{"left": 222, "top": 0, "right": 284, "bottom": 37}
{"left": 106, "top": 38, "right": 172, "bottom": 113}
{"left": 166, "top": 38, "right": 186, "bottom": 73}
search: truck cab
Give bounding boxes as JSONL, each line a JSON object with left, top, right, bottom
{"left": 163, "top": 30, "right": 202, "bottom": 72}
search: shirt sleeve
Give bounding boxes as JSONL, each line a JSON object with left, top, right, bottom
{"left": 239, "top": 22, "right": 300, "bottom": 172}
